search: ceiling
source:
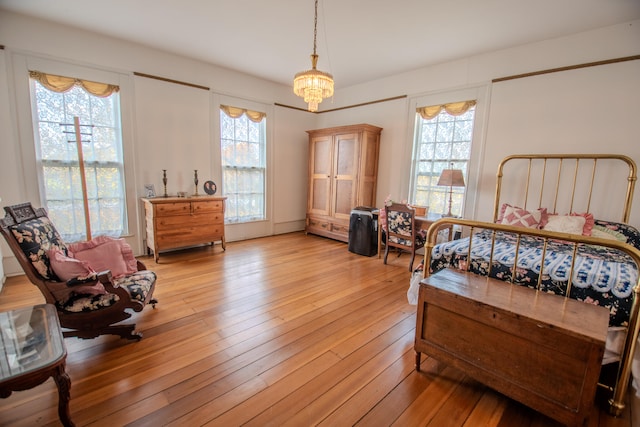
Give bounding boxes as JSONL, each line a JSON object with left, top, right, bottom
{"left": 1, "top": 0, "right": 639, "bottom": 89}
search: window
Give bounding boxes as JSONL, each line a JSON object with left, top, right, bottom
{"left": 219, "top": 105, "right": 266, "bottom": 223}
{"left": 30, "top": 72, "right": 126, "bottom": 242}
{"left": 410, "top": 101, "right": 476, "bottom": 217}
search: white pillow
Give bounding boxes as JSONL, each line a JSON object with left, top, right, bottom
{"left": 542, "top": 215, "right": 586, "bottom": 235}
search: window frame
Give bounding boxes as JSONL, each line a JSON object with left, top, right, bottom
{"left": 30, "top": 78, "right": 128, "bottom": 242}
{"left": 219, "top": 106, "right": 267, "bottom": 224}
{"left": 409, "top": 105, "right": 476, "bottom": 217}
{"left": 405, "top": 85, "right": 489, "bottom": 221}
{"left": 10, "top": 55, "right": 139, "bottom": 247}
{"left": 214, "top": 95, "right": 274, "bottom": 240}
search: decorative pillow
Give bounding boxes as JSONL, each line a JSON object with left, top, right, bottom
{"left": 499, "top": 204, "right": 547, "bottom": 229}
{"left": 570, "top": 212, "right": 594, "bottom": 236}
{"left": 67, "top": 236, "right": 137, "bottom": 278}
{"left": 591, "top": 224, "right": 628, "bottom": 243}
{"left": 47, "top": 248, "right": 97, "bottom": 281}
{"left": 542, "top": 214, "right": 586, "bottom": 235}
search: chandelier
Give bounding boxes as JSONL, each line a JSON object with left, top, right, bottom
{"left": 293, "top": 0, "right": 334, "bottom": 112}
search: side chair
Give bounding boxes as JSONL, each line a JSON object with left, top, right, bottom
{"left": 383, "top": 203, "right": 426, "bottom": 271}
{"left": 0, "top": 202, "right": 157, "bottom": 341}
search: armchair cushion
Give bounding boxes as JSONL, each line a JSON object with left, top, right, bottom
{"left": 114, "top": 270, "right": 157, "bottom": 303}
{"left": 68, "top": 235, "right": 138, "bottom": 278}
{"left": 10, "top": 217, "right": 68, "bottom": 280}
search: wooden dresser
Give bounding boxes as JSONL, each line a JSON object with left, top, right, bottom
{"left": 306, "top": 124, "right": 382, "bottom": 242}
{"left": 141, "top": 196, "right": 226, "bottom": 262}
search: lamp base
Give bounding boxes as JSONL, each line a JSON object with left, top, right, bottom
{"left": 441, "top": 212, "right": 458, "bottom": 218}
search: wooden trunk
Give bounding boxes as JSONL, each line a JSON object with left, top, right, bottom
{"left": 414, "top": 269, "right": 609, "bottom": 427}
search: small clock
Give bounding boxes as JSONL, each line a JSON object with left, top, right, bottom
{"left": 203, "top": 180, "right": 217, "bottom": 195}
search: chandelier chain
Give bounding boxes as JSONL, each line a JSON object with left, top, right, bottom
{"left": 312, "top": 0, "right": 318, "bottom": 56}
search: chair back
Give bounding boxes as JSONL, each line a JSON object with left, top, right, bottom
{"left": 385, "top": 203, "right": 418, "bottom": 248}
{"left": 383, "top": 202, "right": 426, "bottom": 271}
{"left": 0, "top": 203, "right": 68, "bottom": 304}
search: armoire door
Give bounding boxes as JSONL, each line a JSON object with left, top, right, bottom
{"left": 332, "top": 132, "right": 359, "bottom": 221}
{"left": 308, "top": 135, "right": 333, "bottom": 216}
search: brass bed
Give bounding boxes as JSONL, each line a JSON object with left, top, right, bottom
{"left": 412, "top": 154, "right": 640, "bottom": 424}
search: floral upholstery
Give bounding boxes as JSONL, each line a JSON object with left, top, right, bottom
{"left": 10, "top": 217, "right": 68, "bottom": 280}
{"left": 114, "top": 270, "right": 156, "bottom": 302}
{"left": 387, "top": 210, "right": 426, "bottom": 247}
{"left": 10, "top": 216, "right": 155, "bottom": 313}
{"left": 384, "top": 203, "right": 426, "bottom": 271}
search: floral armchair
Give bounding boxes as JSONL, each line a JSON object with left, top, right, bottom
{"left": 0, "top": 202, "right": 157, "bottom": 341}
{"left": 384, "top": 203, "right": 426, "bottom": 271}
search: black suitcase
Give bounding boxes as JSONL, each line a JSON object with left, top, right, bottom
{"left": 348, "top": 207, "right": 378, "bottom": 256}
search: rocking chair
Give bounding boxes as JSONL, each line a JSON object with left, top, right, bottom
{"left": 0, "top": 203, "right": 157, "bottom": 341}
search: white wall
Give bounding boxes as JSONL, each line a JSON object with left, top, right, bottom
{"left": 1, "top": 9, "right": 638, "bottom": 279}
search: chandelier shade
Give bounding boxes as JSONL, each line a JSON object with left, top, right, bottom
{"left": 293, "top": 0, "right": 334, "bottom": 112}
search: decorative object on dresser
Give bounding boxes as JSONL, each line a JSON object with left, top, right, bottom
{"left": 142, "top": 196, "right": 226, "bottom": 263}
{"left": 305, "top": 124, "right": 382, "bottom": 243}
{"left": 162, "top": 169, "right": 168, "bottom": 197}
{"left": 0, "top": 202, "right": 158, "bottom": 341}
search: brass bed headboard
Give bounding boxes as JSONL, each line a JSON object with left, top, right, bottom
{"left": 493, "top": 154, "right": 637, "bottom": 224}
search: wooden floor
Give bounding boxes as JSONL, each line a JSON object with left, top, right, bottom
{"left": 0, "top": 231, "right": 634, "bottom": 426}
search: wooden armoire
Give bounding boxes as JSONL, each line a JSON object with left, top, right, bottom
{"left": 305, "top": 124, "right": 382, "bottom": 242}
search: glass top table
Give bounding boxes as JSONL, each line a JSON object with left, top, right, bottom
{"left": 0, "top": 304, "right": 73, "bottom": 426}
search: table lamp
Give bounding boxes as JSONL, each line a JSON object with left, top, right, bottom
{"left": 437, "top": 164, "right": 465, "bottom": 217}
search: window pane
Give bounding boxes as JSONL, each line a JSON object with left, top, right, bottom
{"left": 410, "top": 104, "right": 476, "bottom": 217}
{"left": 220, "top": 107, "right": 266, "bottom": 224}
{"left": 31, "top": 79, "right": 127, "bottom": 242}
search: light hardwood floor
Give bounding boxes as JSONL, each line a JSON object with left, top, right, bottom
{"left": 0, "top": 231, "right": 634, "bottom": 426}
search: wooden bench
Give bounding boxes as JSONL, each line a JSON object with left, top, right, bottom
{"left": 414, "top": 268, "right": 610, "bottom": 427}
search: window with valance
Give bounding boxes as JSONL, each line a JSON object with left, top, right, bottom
{"left": 410, "top": 100, "right": 477, "bottom": 217}
{"left": 220, "top": 105, "right": 267, "bottom": 223}
{"left": 29, "top": 70, "right": 127, "bottom": 242}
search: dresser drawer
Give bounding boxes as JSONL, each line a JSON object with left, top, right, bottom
{"left": 156, "top": 202, "right": 191, "bottom": 216}
{"left": 156, "top": 212, "right": 223, "bottom": 230}
{"left": 193, "top": 200, "right": 223, "bottom": 213}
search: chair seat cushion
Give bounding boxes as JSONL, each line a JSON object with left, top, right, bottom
{"left": 114, "top": 270, "right": 156, "bottom": 302}
{"left": 58, "top": 270, "right": 156, "bottom": 312}
{"left": 60, "top": 293, "right": 120, "bottom": 313}
{"left": 389, "top": 233, "right": 426, "bottom": 247}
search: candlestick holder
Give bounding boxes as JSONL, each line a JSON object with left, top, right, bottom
{"left": 194, "top": 170, "right": 199, "bottom": 196}
{"left": 162, "top": 169, "right": 168, "bottom": 197}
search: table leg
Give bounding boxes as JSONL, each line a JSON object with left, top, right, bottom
{"left": 53, "top": 364, "right": 74, "bottom": 427}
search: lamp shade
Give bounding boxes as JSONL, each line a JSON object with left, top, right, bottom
{"left": 437, "top": 169, "right": 465, "bottom": 187}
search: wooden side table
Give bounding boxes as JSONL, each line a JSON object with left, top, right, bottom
{"left": 0, "top": 304, "right": 73, "bottom": 426}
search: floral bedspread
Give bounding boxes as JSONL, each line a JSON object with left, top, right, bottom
{"left": 429, "top": 222, "right": 640, "bottom": 327}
